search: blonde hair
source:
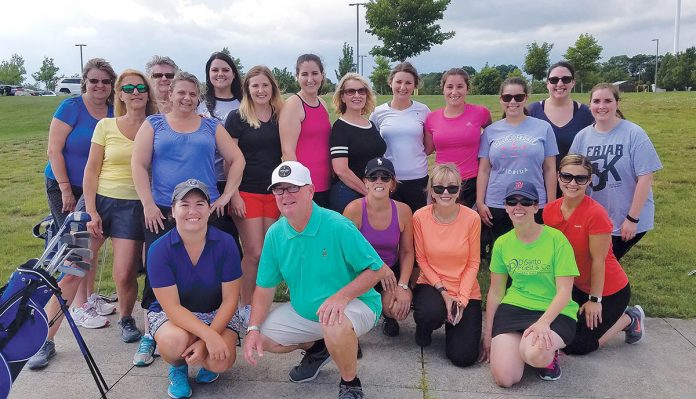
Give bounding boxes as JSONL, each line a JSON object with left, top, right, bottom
{"left": 559, "top": 154, "right": 592, "bottom": 175}
{"left": 114, "top": 69, "right": 158, "bottom": 117}
{"left": 238, "top": 65, "right": 284, "bottom": 129}
{"left": 427, "top": 163, "right": 462, "bottom": 204}
{"left": 332, "top": 73, "right": 376, "bottom": 116}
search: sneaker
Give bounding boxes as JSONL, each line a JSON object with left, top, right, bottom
{"left": 133, "top": 334, "right": 156, "bottom": 366}
{"left": 70, "top": 303, "right": 109, "bottom": 329}
{"left": 338, "top": 381, "right": 365, "bottom": 399}
{"left": 238, "top": 304, "right": 251, "bottom": 331}
{"left": 382, "top": 316, "right": 400, "bottom": 337}
{"left": 27, "top": 340, "right": 56, "bottom": 370}
{"left": 88, "top": 293, "right": 116, "bottom": 316}
{"left": 119, "top": 316, "right": 142, "bottom": 343}
{"left": 415, "top": 325, "right": 432, "bottom": 347}
{"left": 167, "top": 364, "right": 192, "bottom": 398}
{"left": 288, "top": 341, "right": 332, "bottom": 383}
{"left": 538, "top": 351, "right": 561, "bottom": 381}
{"left": 195, "top": 367, "right": 219, "bottom": 384}
{"left": 624, "top": 305, "right": 645, "bottom": 344}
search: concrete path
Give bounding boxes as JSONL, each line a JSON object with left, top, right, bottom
{"left": 9, "top": 305, "right": 696, "bottom": 398}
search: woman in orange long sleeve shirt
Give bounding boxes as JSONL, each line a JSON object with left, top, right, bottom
{"left": 412, "top": 163, "right": 482, "bottom": 367}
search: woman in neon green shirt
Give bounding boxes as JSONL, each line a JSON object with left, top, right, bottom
{"left": 480, "top": 180, "right": 579, "bottom": 387}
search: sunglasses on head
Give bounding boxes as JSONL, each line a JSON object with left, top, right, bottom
{"left": 500, "top": 94, "right": 526, "bottom": 103}
{"left": 548, "top": 76, "right": 573, "bottom": 84}
{"left": 366, "top": 174, "right": 392, "bottom": 182}
{"left": 432, "top": 185, "right": 459, "bottom": 195}
{"left": 88, "top": 78, "right": 112, "bottom": 85}
{"left": 342, "top": 87, "right": 368, "bottom": 96}
{"left": 558, "top": 172, "right": 591, "bottom": 185}
{"left": 152, "top": 72, "right": 175, "bottom": 79}
{"left": 120, "top": 84, "right": 149, "bottom": 94}
{"left": 505, "top": 197, "right": 536, "bottom": 207}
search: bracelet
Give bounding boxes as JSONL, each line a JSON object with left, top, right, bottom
{"left": 626, "top": 214, "right": 640, "bottom": 223}
{"left": 57, "top": 181, "right": 70, "bottom": 185}
{"left": 436, "top": 286, "right": 446, "bottom": 293}
{"left": 246, "top": 325, "right": 261, "bottom": 333}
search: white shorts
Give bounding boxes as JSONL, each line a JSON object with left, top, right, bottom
{"left": 261, "top": 300, "right": 377, "bottom": 346}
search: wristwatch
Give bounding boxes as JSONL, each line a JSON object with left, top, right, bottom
{"left": 626, "top": 214, "right": 640, "bottom": 223}
{"left": 588, "top": 295, "right": 602, "bottom": 303}
{"left": 436, "top": 286, "right": 446, "bottom": 294}
{"left": 398, "top": 283, "right": 409, "bottom": 290}
{"left": 246, "top": 325, "right": 261, "bottom": 333}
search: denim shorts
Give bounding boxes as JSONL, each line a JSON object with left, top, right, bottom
{"left": 94, "top": 194, "right": 144, "bottom": 241}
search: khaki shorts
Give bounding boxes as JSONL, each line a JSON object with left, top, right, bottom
{"left": 261, "top": 300, "right": 377, "bottom": 346}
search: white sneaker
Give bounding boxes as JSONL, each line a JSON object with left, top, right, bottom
{"left": 88, "top": 293, "right": 116, "bottom": 316}
{"left": 70, "top": 303, "right": 109, "bottom": 329}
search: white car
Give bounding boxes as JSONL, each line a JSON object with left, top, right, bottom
{"left": 55, "top": 78, "right": 82, "bottom": 95}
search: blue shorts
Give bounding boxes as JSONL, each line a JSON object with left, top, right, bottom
{"left": 95, "top": 194, "right": 144, "bottom": 241}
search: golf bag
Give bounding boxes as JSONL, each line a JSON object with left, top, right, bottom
{"left": 0, "top": 212, "right": 108, "bottom": 399}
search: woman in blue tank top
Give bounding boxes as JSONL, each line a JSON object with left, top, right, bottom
{"left": 343, "top": 157, "right": 414, "bottom": 337}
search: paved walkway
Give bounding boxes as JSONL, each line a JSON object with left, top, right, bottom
{"left": 9, "top": 304, "right": 696, "bottom": 398}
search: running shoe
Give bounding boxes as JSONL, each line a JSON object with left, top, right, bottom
{"left": 27, "top": 340, "right": 56, "bottom": 370}
{"left": 537, "top": 350, "right": 561, "bottom": 381}
{"left": 133, "top": 334, "right": 156, "bottom": 366}
{"left": 338, "top": 381, "right": 365, "bottom": 398}
{"left": 382, "top": 316, "right": 400, "bottom": 337}
{"left": 195, "top": 367, "right": 219, "bottom": 384}
{"left": 70, "top": 303, "right": 109, "bottom": 329}
{"left": 118, "top": 315, "right": 142, "bottom": 343}
{"left": 624, "top": 305, "right": 646, "bottom": 344}
{"left": 88, "top": 293, "right": 116, "bottom": 316}
{"left": 167, "top": 364, "right": 191, "bottom": 398}
{"left": 288, "top": 340, "right": 331, "bottom": 383}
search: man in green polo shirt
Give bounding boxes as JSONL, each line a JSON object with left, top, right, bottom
{"left": 243, "top": 161, "right": 394, "bottom": 399}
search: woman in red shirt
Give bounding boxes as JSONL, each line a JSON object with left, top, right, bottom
{"left": 543, "top": 154, "right": 644, "bottom": 354}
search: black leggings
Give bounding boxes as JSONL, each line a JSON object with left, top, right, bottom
{"left": 612, "top": 233, "right": 646, "bottom": 261}
{"left": 413, "top": 284, "right": 482, "bottom": 367}
{"left": 392, "top": 176, "right": 428, "bottom": 213}
{"left": 564, "top": 284, "right": 631, "bottom": 355}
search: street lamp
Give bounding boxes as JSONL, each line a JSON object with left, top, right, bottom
{"left": 651, "top": 39, "right": 659, "bottom": 92}
{"left": 359, "top": 55, "right": 367, "bottom": 76}
{"left": 348, "top": 3, "right": 367, "bottom": 74}
{"left": 75, "top": 44, "right": 87, "bottom": 73}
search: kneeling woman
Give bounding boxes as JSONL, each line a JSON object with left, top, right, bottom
{"left": 412, "top": 163, "right": 482, "bottom": 367}
{"left": 482, "top": 180, "right": 579, "bottom": 386}
{"left": 148, "top": 180, "right": 242, "bottom": 398}
{"left": 543, "top": 155, "right": 643, "bottom": 355}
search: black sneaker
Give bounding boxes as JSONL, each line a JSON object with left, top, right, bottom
{"left": 537, "top": 351, "right": 561, "bottom": 381}
{"left": 288, "top": 341, "right": 331, "bottom": 383}
{"left": 415, "top": 325, "right": 432, "bottom": 347}
{"left": 382, "top": 316, "right": 400, "bottom": 337}
{"left": 623, "top": 305, "right": 645, "bottom": 344}
{"left": 338, "top": 382, "right": 365, "bottom": 399}
{"left": 119, "top": 315, "right": 142, "bottom": 343}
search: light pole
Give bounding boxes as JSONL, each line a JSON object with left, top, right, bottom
{"left": 75, "top": 44, "right": 87, "bottom": 72}
{"left": 359, "top": 55, "right": 367, "bottom": 76}
{"left": 651, "top": 38, "right": 659, "bottom": 92}
{"left": 348, "top": 3, "right": 367, "bottom": 74}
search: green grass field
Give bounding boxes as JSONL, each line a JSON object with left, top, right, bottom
{"left": 0, "top": 92, "right": 694, "bottom": 317}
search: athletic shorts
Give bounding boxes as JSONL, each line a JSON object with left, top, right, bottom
{"left": 491, "top": 303, "right": 576, "bottom": 345}
{"left": 148, "top": 309, "right": 241, "bottom": 338}
{"left": 94, "top": 194, "right": 144, "bottom": 241}
{"left": 260, "top": 301, "right": 377, "bottom": 346}
{"left": 240, "top": 191, "right": 280, "bottom": 219}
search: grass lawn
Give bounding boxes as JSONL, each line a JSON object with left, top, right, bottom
{"left": 0, "top": 92, "right": 694, "bottom": 318}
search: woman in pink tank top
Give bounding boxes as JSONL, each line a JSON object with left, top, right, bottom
{"left": 279, "top": 54, "right": 332, "bottom": 208}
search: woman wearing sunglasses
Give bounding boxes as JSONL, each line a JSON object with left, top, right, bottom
{"left": 329, "top": 73, "right": 386, "bottom": 213}
{"left": 477, "top": 77, "right": 558, "bottom": 246}
{"left": 481, "top": 180, "right": 579, "bottom": 385}
{"left": 370, "top": 62, "right": 431, "bottom": 213}
{"left": 424, "top": 68, "right": 492, "bottom": 207}
{"left": 224, "top": 65, "right": 284, "bottom": 329}
{"left": 543, "top": 154, "right": 644, "bottom": 356}
{"left": 569, "top": 83, "right": 662, "bottom": 260}
{"left": 411, "top": 163, "right": 482, "bottom": 367}
{"left": 145, "top": 55, "right": 178, "bottom": 114}
{"left": 343, "top": 157, "right": 414, "bottom": 337}
{"left": 28, "top": 58, "right": 117, "bottom": 370}
{"left": 528, "top": 62, "right": 593, "bottom": 168}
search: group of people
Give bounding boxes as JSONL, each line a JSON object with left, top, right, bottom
{"left": 24, "top": 52, "right": 661, "bottom": 399}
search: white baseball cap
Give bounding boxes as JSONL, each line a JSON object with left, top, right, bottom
{"left": 268, "top": 161, "right": 313, "bottom": 190}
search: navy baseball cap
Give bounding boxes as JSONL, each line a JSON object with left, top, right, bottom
{"left": 364, "top": 157, "right": 395, "bottom": 177}
{"left": 504, "top": 180, "right": 539, "bottom": 202}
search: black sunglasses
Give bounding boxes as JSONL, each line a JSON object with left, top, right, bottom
{"left": 548, "top": 76, "right": 573, "bottom": 84}
{"left": 505, "top": 197, "right": 537, "bottom": 207}
{"left": 120, "top": 84, "right": 149, "bottom": 94}
{"left": 342, "top": 87, "right": 368, "bottom": 96}
{"left": 152, "top": 72, "right": 175, "bottom": 79}
{"left": 366, "top": 174, "right": 392, "bottom": 182}
{"left": 500, "top": 94, "right": 526, "bottom": 103}
{"left": 88, "top": 78, "right": 113, "bottom": 85}
{"left": 558, "top": 172, "right": 591, "bottom": 185}
{"left": 432, "top": 185, "right": 459, "bottom": 195}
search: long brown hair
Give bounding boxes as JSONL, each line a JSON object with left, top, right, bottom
{"left": 589, "top": 83, "right": 626, "bottom": 119}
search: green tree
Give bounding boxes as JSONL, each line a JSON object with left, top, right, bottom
{"left": 32, "top": 56, "right": 61, "bottom": 90}
{"left": 335, "top": 42, "right": 355, "bottom": 81}
{"left": 419, "top": 72, "right": 443, "bottom": 94}
{"left": 601, "top": 55, "right": 631, "bottom": 83}
{"left": 0, "top": 53, "right": 27, "bottom": 85}
{"left": 658, "top": 47, "right": 696, "bottom": 91}
{"left": 369, "top": 56, "right": 392, "bottom": 94}
{"left": 495, "top": 64, "right": 520, "bottom": 80}
{"left": 272, "top": 67, "right": 299, "bottom": 93}
{"left": 470, "top": 64, "right": 502, "bottom": 95}
{"left": 220, "top": 47, "right": 244, "bottom": 77}
{"left": 506, "top": 68, "right": 524, "bottom": 79}
{"left": 461, "top": 66, "right": 476, "bottom": 76}
{"left": 628, "top": 54, "right": 658, "bottom": 84}
{"left": 523, "top": 41, "right": 553, "bottom": 84}
{"left": 365, "top": 0, "right": 455, "bottom": 62}
{"left": 564, "top": 33, "right": 603, "bottom": 91}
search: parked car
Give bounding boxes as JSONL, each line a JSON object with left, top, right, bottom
{"left": 0, "top": 85, "right": 22, "bottom": 96}
{"left": 55, "top": 78, "right": 82, "bottom": 95}
{"left": 14, "top": 88, "right": 35, "bottom": 96}
{"left": 37, "top": 90, "right": 57, "bottom": 96}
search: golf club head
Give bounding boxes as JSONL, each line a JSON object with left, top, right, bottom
{"left": 57, "top": 263, "right": 87, "bottom": 278}
{"left": 61, "top": 231, "right": 91, "bottom": 248}
{"left": 64, "top": 211, "right": 91, "bottom": 233}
